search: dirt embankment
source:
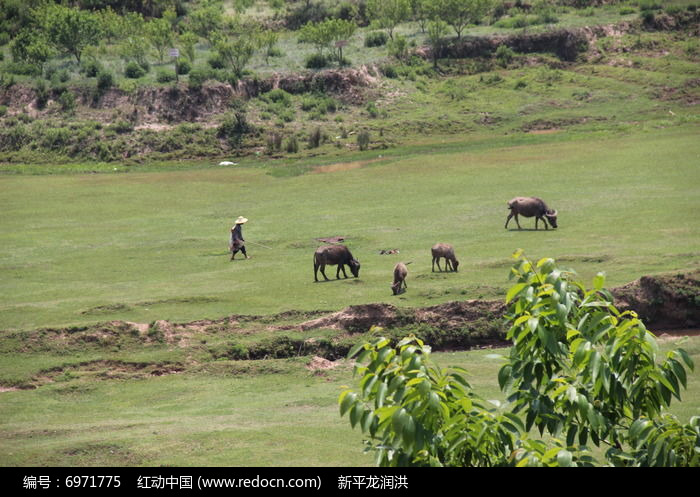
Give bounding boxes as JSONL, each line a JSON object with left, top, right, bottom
{"left": 0, "top": 66, "right": 380, "bottom": 125}
{"left": 16, "top": 271, "right": 698, "bottom": 354}
{"left": 423, "top": 10, "right": 699, "bottom": 63}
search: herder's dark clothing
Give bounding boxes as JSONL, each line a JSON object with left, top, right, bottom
{"left": 230, "top": 224, "right": 247, "bottom": 259}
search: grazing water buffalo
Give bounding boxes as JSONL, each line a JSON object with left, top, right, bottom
{"left": 505, "top": 196, "right": 558, "bottom": 230}
{"left": 431, "top": 243, "right": 459, "bottom": 272}
{"left": 391, "top": 262, "right": 409, "bottom": 295}
{"left": 313, "top": 244, "right": 360, "bottom": 282}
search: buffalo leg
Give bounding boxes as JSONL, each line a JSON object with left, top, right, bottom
{"left": 320, "top": 265, "right": 329, "bottom": 281}
{"left": 505, "top": 213, "right": 513, "bottom": 229}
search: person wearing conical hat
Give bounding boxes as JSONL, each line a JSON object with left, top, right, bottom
{"left": 230, "top": 216, "right": 249, "bottom": 260}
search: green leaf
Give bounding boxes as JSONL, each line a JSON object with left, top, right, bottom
{"left": 375, "top": 381, "right": 388, "bottom": 408}
{"left": 506, "top": 282, "right": 528, "bottom": 304}
{"left": 347, "top": 341, "right": 367, "bottom": 359}
{"left": 349, "top": 402, "right": 363, "bottom": 429}
{"left": 650, "top": 371, "right": 677, "bottom": 395}
{"left": 339, "top": 391, "right": 357, "bottom": 417}
{"left": 498, "top": 365, "right": 512, "bottom": 391}
{"left": 677, "top": 348, "right": 694, "bottom": 371}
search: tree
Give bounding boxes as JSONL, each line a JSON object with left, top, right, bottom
{"left": 43, "top": 4, "right": 103, "bottom": 63}
{"left": 146, "top": 17, "right": 174, "bottom": 63}
{"left": 431, "top": 0, "right": 493, "bottom": 39}
{"left": 118, "top": 14, "right": 149, "bottom": 69}
{"left": 410, "top": 0, "right": 433, "bottom": 33}
{"left": 189, "top": 2, "right": 224, "bottom": 47}
{"left": 426, "top": 19, "right": 449, "bottom": 68}
{"left": 10, "top": 29, "right": 54, "bottom": 70}
{"left": 340, "top": 251, "right": 698, "bottom": 466}
{"left": 215, "top": 37, "right": 255, "bottom": 78}
{"left": 367, "top": 0, "right": 411, "bottom": 40}
{"left": 299, "top": 19, "right": 357, "bottom": 64}
{"left": 257, "top": 30, "right": 279, "bottom": 64}
{"left": 178, "top": 31, "right": 199, "bottom": 62}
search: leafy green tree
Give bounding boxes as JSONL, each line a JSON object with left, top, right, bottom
{"left": 426, "top": 19, "right": 449, "bottom": 68}
{"left": 257, "top": 29, "right": 279, "bottom": 64}
{"left": 367, "top": 0, "right": 411, "bottom": 40}
{"left": 299, "top": 19, "right": 357, "bottom": 64}
{"left": 189, "top": 2, "right": 224, "bottom": 47}
{"left": 10, "top": 28, "right": 54, "bottom": 70}
{"left": 43, "top": 4, "right": 103, "bottom": 62}
{"left": 410, "top": 0, "right": 433, "bottom": 33}
{"left": 341, "top": 251, "right": 698, "bottom": 466}
{"left": 146, "top": 17, "right": 174, "bottom": 63}
{"left": 215, "top": 37, "right": 255, "bottom": 78}
{"left": 178, "top": 31, "right": 199, "bottom": 62}
{"left": 97, "top": 7, "right": 127, "bottom": 44}
{"left": 116, "top": 12, "right": 150, "bottom": 68}
{"left": 432, "top": 0, "right": 493, "bottom": 39}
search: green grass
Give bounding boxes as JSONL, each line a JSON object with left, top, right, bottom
{"left": 1, "top": 125, "right": 699, "bottom": 331}
{"left": 2, "top": 335, "right": 699, "bottom": 466}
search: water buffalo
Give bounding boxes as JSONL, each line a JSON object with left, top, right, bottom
{"left": 313, "top": 244, "right": 360, "bottom": 282}
{"left": 391, "top": 262, "right": 409, "bottom": 295}
{"left": 431, "top": 243, "right": 459, "bottom": 272}
{"left": 505, "top": 197, "right": 558, "bottom": 230}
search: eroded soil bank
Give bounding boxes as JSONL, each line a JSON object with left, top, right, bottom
{"left": 7, "top": 270, "right": 698, "bottom": 354}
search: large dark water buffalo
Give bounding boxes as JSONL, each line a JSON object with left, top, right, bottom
{"left": 505, "top": 197, "right": 558, "bottom": 230}
{"left": 313, "top": 245, "right": 360, "bottom": 282}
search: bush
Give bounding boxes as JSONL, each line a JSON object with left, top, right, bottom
{"left": 357, "top": 130, "right": 370, "bottom": 150}
{"left": 35, "top": 80, "right": 49, "bottom": 110}
{"left": 382, "top": 65, "right": 398, "bottom": 78}
{"left": 285, "top": 136, "right": 298, "bottom": 153}
{"left": 301, "top": 93, "right": 337, "bottom": 115}
{"left": 217, "top": 110, "right": 254, "bottom": 148}
{"left": 308, "top": 127, "right": 321, "bottom": 148}
{"left": 305, "top": 53, "right": 328, "bottom": 69}
{"left": 176, "top": 59, "right": 191, "bottom": 75}
{"left": 262, "top": 88, "right": 293, "bottom": 106}
{"left": 81, "top": 59, "right": 102, "bottom": 77}
{"left": 124, "top": 61, "right": 146, "bottom": 79}
{"left": 266, "top": 132, "right": 283, "bottom": 154}
{"left": 58, "top": 90, "right": 76, "bottom": 114}
{"left": 108, "top": 120, "right": 133, "bottom": 134}
{"left": 5, "top": 61, "right": 41, "bottom": 76}
{"left": 207, "top": 54, "right": 225, "bottom": 69}
{"left": 366, "top": 102, "right": 379, "bottom": 118}
{"left": 188, "top": 68, "right": 211, "bottom": 89}
{"left": 156, "top": 70, "right": 176, "bottom": 83}
{"left": 97, "top": 70, "right": 114, "bottom": 92}
{"left": 0, "top": 105, "right": 6, "bottom": 117}
{"left": 365, "top": 31, "right": 388, "bottom": 47}
{"left": 495, "top": 44, "right": 515, "bottom": 67}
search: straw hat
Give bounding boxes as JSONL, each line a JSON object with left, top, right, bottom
{"left": 234, "top": 216, "right": 248, "bottom": 225}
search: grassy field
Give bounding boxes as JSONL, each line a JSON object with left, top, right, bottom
{"left": 2, "top": 336, "right": 699, "bottom": 466}
{"left": 1, "top": 2, "right": 699, "bottom": 467}
{"left": 1, "top": 125, "right": 698, "bottom": 331}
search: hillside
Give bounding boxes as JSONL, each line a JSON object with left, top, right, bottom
{"left": 0, "top": 1, "right": 698, "bottom": 167}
